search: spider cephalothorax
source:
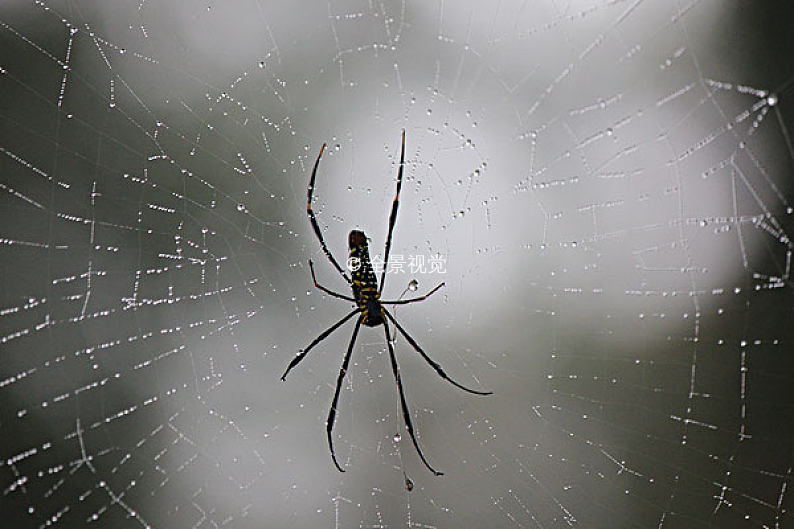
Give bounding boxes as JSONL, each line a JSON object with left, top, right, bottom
{"left": 281, "top": 130, "right": 491, "bottom": 476}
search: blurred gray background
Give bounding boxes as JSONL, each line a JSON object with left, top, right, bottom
{"left": 2, "top": 0, "right": 794, "bottom": 527}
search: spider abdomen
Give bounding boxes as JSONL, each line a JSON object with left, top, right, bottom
{"left": 348, "top": 230, "right": 383, "bottom": 326}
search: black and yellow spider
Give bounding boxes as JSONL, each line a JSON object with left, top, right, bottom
{"left": 281, "top": 130, "right": 491, "bottom": 476}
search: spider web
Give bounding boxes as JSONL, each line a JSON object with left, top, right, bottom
{"left": 1, "top": 0, "right": 794, "bottom": 527}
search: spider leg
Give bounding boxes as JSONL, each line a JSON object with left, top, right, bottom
{"left": 281, "top": 308, "right": 360, "bottom": 381}
{"left": 383, "top": 316, "right": 444, "bottom": 476}
{"left": 381, "top": 282, "right": 445, "bottom": 305}
{"left": 309, "top": 260, "right": 355, "bottom": 302}
{"left": 383, "top": 308, "right": 492, "bottom": 396}
{"left": 378, "top": 130, "right": 406, "bottom": 296}
{"left": 327, "top": 315, "right": 363, "bottom": 472}
{"left": 307, "top": 143, "right": 352, "bottom": 284}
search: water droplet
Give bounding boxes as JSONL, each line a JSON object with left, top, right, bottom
{"left": 393, "top": 433, "right": 401, "bottom": 442}
{"left": 237, "top": 204, "right": 245, "bottom": 212}
{"left": 408, "top": 279, "right": 419, "bottom": 291}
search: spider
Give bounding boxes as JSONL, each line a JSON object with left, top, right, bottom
{"left": 281, "top": 130, "right": 491, "bottom": 476}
